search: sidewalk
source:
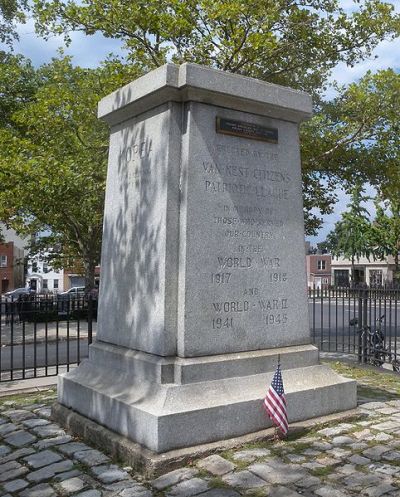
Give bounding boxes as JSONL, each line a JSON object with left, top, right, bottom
{"left": 0, "top": 361, "right": 399, "bottom": 496}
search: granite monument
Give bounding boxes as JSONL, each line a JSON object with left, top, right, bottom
{"left": 56, "top": 63, "right": 357, "bottom": 454}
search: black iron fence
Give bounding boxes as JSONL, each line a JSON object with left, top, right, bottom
{"left": 309, "top": 287, "right": 400, "bottom": 370}
{"left": 1, "top": 287, "right": 400, "bottom": 382}
{"left": 0, "top": 295, "right": 97, "bottom": 382}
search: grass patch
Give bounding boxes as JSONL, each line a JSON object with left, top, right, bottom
{"left": 0, "top": 389, "right": 56, "bottom": 407}
{"left": 310, "top": 466, "right": 335, "bottom": 477}
{"left": 208, "top": 477, "right": 231, "bottom": 489}
{"left": 246, "top": 489, "right": 269, "bottom": 497}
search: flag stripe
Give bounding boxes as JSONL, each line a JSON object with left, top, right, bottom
{"left": 263, "top": 363, "right": 288, "bottom": 435}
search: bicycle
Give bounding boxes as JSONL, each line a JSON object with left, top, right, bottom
{"left": 350, "top": 314, "right": 400, "bottom": 373}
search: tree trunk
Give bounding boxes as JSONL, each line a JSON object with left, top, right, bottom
{"left": 351, "top": 255, "right": 355, "bottom": 288}
{"left": 83, "top": 258, "right": 96, "bottom": 293}
{"left": 394, "top": 251, "right": 400, "bottom": 284}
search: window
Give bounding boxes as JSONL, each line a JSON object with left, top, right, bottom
{"left": 0, "top": 255, "right": 7, "bottom": 267}
{"left": 43, "top": 279, "right": 48, "bottom": 290}
{"left": 322, "top": 278, "right": 329, "bottom": 284}
{"left": 53, "top": 279, "right": 59, "bottom": 289}
{"left": 370, "top": 270, "right": 383, "bottom": 287}
{"left": 43, "top": 263, "right": 48, "bottom": 273}
{"left": 32, "top": 261, "right": 38, "bottom": 272}
{"left": 317, "top": 260, "right": 326, "bottom": 270}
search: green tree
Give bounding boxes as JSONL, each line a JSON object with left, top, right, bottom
{"left": 32, "top": 0, "right": 399, "bottom": 96}
{"left": 326, "top": 183, "right": 373, "bottom": 286}
{"left": 0, "top": 0, "right": 27, "bottom": 44}
{"left": 0, "top": 54, "right": 140, "bottom": 289}
{"left": 30, "top": 0, "right": 400, "bottom": 235}
{"left": 371, "top": 196, "right": 400, "bottom": 282}
{"left": 301, "top": 68, "right": 400, "bottom": 234}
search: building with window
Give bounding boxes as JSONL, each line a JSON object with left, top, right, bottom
{"left": 330, "top": 255, "right": 397, "bottom": 287}
{"left": 306, "top": 254, "right": 332, "bottom": 289}
{"left": 26, "top": 254, "right": 64, "bottom": 294}
{"left": 0, "top": 225, "right": 26, "bottom": 294}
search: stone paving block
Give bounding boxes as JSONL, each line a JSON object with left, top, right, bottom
{"left": 331, "top": 436, "right": 355, "bottom": 446}
{"left": 33, "top": 435, "right": 73, "bottom": 450}
{"left": 74, "top": 491, "right": 102, "bottom": 497}
{"left": 0, "top": 423, "right": 18, "bottom": 436}
{"left": 0, "top": 463, "right": 28, "bottom": 482}
{"left": 57, "top": 442, "right": 92, "bottom": 456}
{"left": 27, "top": 459, "right": 74, "bottom": 483}
{"left": 2, "top": 477, "right": 29, "bottom": 492}
{"left": 22, "top": 419, "right": 51, "bottom": 429}
{"left": 343, "top": 472, "right": 383, "bottom": 489}
{"left": 361, "top": 402, "right": 389, "bottom": 410}
{"left": 312, "top": 442, "right": 333, "bottom": 450}
{"left": 286, "top": 454, "right": 306, "bottom": 463}
{"left": 363, "top": 483, "right": 397, "bottom": 497}
{"left": 0, "top": 447, "right": 34, "bottom": 463}
{"left": 302, "top": 448, "right": 321, "bottom": 456}
{"left": 375, "top": 433, "right": 393, "bottom": 442}
{"left": 270, "top": 486, "right": 303, "bottom": 497}
{"left": 0, "top": 446, "right": 11, "bottom": 457}
{"left": 90, "top": 465, "right": 130, "bottom": 484}
{"left": 53, "top": 469, "right": 82, "bottom": 481}
{"left": 376, "top": 408, "right": 400, "bottom": 415}
{"left": 23, "top": 449, "right": 63, "bottom": 469}
{"left": 318, "top": 424, "right": 354, "bottom": 437}
{"left": 165, "top": 477, "right": 209, "bottom": 497}
{"left": 19, "top": 483, "right": 57, "bottom": 497}
{"left": 0, "top": 460, "right": 20, "bottom": 474}
{"left": 372, "top": 421, "right": 400, "bottom": 432}
{"left": 4, "top": 430, "right": 36, "bottom": 448}
{"left": 73, "top": 449, "right": 110, "bottom": 466}
{"left": 382, "top": 451, "right": 400, "bottom": 462}
{"left": 118, "top": 488, "right": 153, "bottom": 497}
{"left": 33, "top": 407, "right": 52, "bottom": 419}
{"left": 231, "top": 448, "right": 270, "bottom": 463}
{"left": 197, "top": 455, "right": 235, "bottom": 475}
{"left": 58, "top": 476, "right": 87, "bottom": 494}
{"left": 191, "top": 490, "right": 240, "bottom": 497}
{"left": 30, "top": 424, "right": 66, "bottom": 438}
{"left": 314, "top": 486, "right": 350, "bottom": 497}
{"left": 363, "top": 446, "right": 391, "bottom": 460}
{"left": 348, "top": 454, "right": 370, "bottom": 465}
{"left": 2, "top": 410, "right": 33, "bottom": 422}
{"left": 295, "top": 475, "right": 321, "bottom": 488}
{"left": 151, "top": 467, "right": 198, "bottom": 490}
{"left": 249, "top": 460, "right": 306, "bottom": 485}
{"left": 222, "top": 470, "right": 269, "bottom": 490}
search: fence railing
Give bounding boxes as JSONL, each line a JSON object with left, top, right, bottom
{"left": 1, "top": 287, "right": 400, "bottom": 382}
{"left": 0, "top": 295, "right": 97, "bottom": 382}
{"left": 309, "top": 287, "right": 400, "bottom": 370}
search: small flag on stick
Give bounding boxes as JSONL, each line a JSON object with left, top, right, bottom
{"left": 263, "top": 356, "right": 288, "bottom": 436}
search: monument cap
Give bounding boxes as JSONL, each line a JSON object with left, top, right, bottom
{"left": 98, "top": 63, "right": 313, "bottom": 126}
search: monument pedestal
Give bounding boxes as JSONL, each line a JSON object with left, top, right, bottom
{"left": 58, "top": 342, "right": 355, "bottom": 453}
{"left": 56, "top": 63, "right": 356, "bottom": 456}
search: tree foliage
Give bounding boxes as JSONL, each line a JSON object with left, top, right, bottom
{"left": 326, "top": 183, "right": 373, "bottom": 284}
{"left": 32, "top": 0, "right": 399, "bottom": 96}
{"left": 0, "top": 0, "right": 27, "bottom": 44}
{"left": 0, "top": 54, "right": 141, "bottom": 288}
{"left": 371, "top": 196, "right": 400, "bottom": 280}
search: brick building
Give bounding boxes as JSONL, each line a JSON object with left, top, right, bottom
{"left": 306, "top": 254, "right": 332, "bottom": 289}
{"left": 0, "top": 242, "right": 25, "bottom": 294}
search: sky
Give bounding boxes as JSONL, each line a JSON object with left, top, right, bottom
{"left": 4, "top": 1, "right": 400, "bottom": 244}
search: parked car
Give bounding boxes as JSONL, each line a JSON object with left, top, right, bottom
{"left": 58, "top": 287, "right": 86, "bottom": 299}
{"left": 3, "top": 288, "right": 35, "bottom": 300}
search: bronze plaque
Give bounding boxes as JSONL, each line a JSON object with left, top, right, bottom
{"left": 216, "top": 117, "right": 278, "bottom": 143}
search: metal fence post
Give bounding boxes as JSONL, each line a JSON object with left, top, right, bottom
{"left": 87, "top": 296, "right": 93, "bottom": 345}
{"left": 362, "top": 288, "right": 368, "bottom": 363}
{"left": 358, "top": 290, "right": 363, "bottom": 363}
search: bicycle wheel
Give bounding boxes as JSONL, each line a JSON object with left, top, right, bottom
{"left": 392, "top": 360, "right": 400, "bottom": 373}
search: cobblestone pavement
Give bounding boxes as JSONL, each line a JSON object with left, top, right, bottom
{"left": 2, "top": 365, "right": 400, "bottom": 496}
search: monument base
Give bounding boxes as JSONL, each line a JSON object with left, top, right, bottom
{"left": 57, "top": 342, "right": 357, "bottom": 453}
{"left": 52, "top": 402, "right": 360, "bottom": 478}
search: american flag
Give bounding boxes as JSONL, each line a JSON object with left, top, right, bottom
{"left": 263, "top": 361, "right": 288, "bottom": 436}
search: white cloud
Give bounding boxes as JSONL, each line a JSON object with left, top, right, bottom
{"left": 5, "top": 17, "right": 124, "bottom": 68}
